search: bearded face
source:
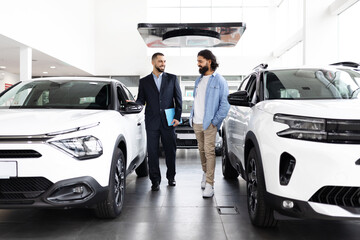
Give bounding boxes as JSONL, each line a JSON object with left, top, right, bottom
{"left": 199, "top": 65, "right": 209, "bottom": 75}
{"left": 153, "top": 55, "right": 166, "bottom": 73}
{"left": 197, "top": 56, "right": 211, "bottom": 75}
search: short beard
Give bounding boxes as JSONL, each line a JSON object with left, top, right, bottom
{"left": 156, "top": 66, "right": 164, "bottom": 73}
{"left": 199, "top": 65, "right": 209, "bottom": 75}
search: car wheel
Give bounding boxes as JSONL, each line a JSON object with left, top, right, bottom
{"left": 95, "top": 148, "right": 126, "bottom": 218}
{"left": 222, "top": 133, "right": 239, "bottom": 179}
{"left": 135, "top": 155, "right": 149, "bottom": 177}
{"left": 246, "top": 148, "right": 277, "bottom": 227}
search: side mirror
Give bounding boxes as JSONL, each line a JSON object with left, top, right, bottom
{"left": 227, "top": 91, "right": 253, "bottom": 107}
{"left": 124, "top": 101, "right": 143, "bottom": 114}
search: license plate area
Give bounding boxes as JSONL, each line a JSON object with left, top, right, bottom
{"left": 0, "top": 161, "right": 18, "bottom": 179}
{"left": 177, "top": 133, "right": 196, "bottom": 140}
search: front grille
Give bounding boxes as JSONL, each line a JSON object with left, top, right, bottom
{"left": 0, "top": 150, "right": 42, "bottom": 158}
{"left": 176, "top": 129, "right": 194, "bottom": 134}
{"left": 326, "top": 120, "right": 360, "bottom": 144}
{"left": 0, "top": 177, "right": 53, "bottom": 200}
{"left": 309, "top": 186, "right": 360, "bottom": 207}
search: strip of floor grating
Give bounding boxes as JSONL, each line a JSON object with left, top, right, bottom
{"left": 217, "top": 206, "right": 239, "bottom": 215}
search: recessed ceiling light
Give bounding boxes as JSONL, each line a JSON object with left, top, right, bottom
{"left": 43, "top": 71, "right": 48, "bottom": 74}
{"left": 50, "top": 66, "right": 56, "bottom": 69}
{"left": 0, "top": 66, "right": 6, "bottom": 69}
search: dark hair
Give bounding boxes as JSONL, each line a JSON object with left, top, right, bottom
{"left": 152, "top": 52, "right": 164, "bottom": 61}
{"left": 197, "top": 49, "right": 219, "bottom": 71}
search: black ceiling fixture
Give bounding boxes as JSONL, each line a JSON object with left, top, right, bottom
{"left": 137, "top": 22, "right": 246, "bottom": 48}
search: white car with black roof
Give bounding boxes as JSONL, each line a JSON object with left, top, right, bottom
{"left": 222, "top": 63, "right": 360, "bottom": 227}
{"left": 0, "top": 77, "right": 148, "bottom": 218}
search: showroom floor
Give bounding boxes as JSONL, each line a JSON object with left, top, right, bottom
{"left": 1, "top": 149, "right": 360, "bottom": 240}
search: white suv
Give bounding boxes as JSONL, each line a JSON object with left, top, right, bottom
{"left": 0, "top": 77, "right": 148, "bottom": 218}
{"left": 222, "top": 64, "right": 360, "bottom": 227}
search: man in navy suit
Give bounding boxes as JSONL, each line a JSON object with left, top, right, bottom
{"left": 136, "top": 52, "right": 182, "bottom": 191}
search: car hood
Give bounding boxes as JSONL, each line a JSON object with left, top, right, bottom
{"left": 259, "top": 99, "right": 360, "bottom": 119}
{"left": 0, "top": 109, "right": 116, "bottom": 135}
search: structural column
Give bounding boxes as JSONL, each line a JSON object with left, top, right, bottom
{"left": 20, "top": 47, "right": 32, "bottom": 80}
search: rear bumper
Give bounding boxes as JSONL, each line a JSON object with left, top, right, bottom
{"left": 0, "top": 176, "right": 108, "bottom": 209}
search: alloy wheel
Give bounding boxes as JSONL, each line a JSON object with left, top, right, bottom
{"left": 247, "top": 157, "right": 258, "bottom": 215}
{"left": 114, "top": 157, "right": 125, "bottom": 207}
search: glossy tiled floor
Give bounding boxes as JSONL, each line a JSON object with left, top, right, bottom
{"left": 1, "top": 149, "right": 360, "bottom": 239}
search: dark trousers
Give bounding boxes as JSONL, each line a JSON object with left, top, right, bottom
{"left": 147, "top": 127, "right": 176, "bottom": 184}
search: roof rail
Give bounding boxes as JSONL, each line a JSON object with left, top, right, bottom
{"left": 330, "top": 61, "right": 360, "bottom": 68}
{"left": 253, "top": 63, "right": 268, "bottom": 71}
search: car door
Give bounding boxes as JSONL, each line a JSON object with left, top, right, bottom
{"left": 117, "top": 85, "right": 146, "bottom": 161}
{"left": 227, "top": 74, "right": 257, "bottom": 163}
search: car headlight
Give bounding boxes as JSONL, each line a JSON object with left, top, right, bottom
{"left": 274, "top": 114, "right": 327, "bottom": 141}
{"left": 50, "top": 136, "right": 103, "bottom": 160}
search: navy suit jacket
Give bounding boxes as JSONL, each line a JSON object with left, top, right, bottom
{"left": 136, "top": 72, "right": 182, "bottom": 130}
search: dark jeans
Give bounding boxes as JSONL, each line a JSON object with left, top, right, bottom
{"left": 146, "top": 127, "right": 176, "bottom": 184}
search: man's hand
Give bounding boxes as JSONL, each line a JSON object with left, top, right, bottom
{"left": 171, "top": 119, "right": 180, "bottom": 127}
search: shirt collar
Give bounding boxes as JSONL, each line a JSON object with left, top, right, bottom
{"left": 152, "top": 72, "right": 164, "bottom": 79}
{"left": 200, "top": 71, "right": 217, "bottom": 78}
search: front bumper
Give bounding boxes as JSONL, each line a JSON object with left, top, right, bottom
{"left": 0, "top": 176, "right": 108, "bottom": 208}
{"left": 266, "top": 192, "right": 360, "bottom": 220}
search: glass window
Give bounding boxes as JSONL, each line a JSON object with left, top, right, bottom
{"left": 0, "top": 80, "right": 111, "bottom": 109}
{"left": 239, "top": 76, "right": 250, "bottom": 91}
{"left": 264, "top": 69, "right": 360, "bottom": 100}
{"left": 122, "top": 86, "right": 135, "bottom": 102}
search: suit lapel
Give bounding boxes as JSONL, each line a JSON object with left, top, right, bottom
{"left": 159, "top": 72, "right": 167, "bottom": 96}
{"left": 148, "top": 73, "right": 159, "bottom": 93}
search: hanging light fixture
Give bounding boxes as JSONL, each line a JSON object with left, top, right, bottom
{"left": 137, "top": 22, "right": 246, "bottom": 48}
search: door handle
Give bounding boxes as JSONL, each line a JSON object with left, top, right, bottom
{"left": 137, "top": 122, "right": 141, "bottom": 126}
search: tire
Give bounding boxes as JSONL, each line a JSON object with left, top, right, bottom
{"left": 95, "top": 148, "right": 126, "bottom": 218}
{"left": 135, "top": 155, "right": 149, "bottom": 177}
{"left": 246, "top": 148, "right": 277, "bottom": 227}
{"left": 221, "top": 133, "right": 239, "bottom": 179}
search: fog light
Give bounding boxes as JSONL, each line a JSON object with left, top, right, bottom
{"left": 282, "top": 200, "right": 294, "bottom": 209}
{"left": 73, "top": 186, "right": 84, "bottom": 194}
{"left": 47, "top": 184, "right": 92, "bottom": 203}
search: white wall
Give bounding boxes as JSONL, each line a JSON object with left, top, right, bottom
{"left": 94, "top": 0, "right": 149, "bottom": 76}
{"left": 0, "top": 0, "right": 96, "bottom": 75}
{"left": 303, "top": 0, "right": 338, "bottom": 65}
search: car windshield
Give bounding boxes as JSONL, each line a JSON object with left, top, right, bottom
{"left": 264, "top": 69, "right": 360, "bottom": 100}
{"left": 0, "top": 80, "right": 111, "bottom": 109}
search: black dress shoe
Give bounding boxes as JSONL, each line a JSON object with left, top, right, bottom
{"left": 168, "top": 179, "right": 176, "bottom": 186}
{"left": 151, "top": 182, "right": 160, "bottom": 191}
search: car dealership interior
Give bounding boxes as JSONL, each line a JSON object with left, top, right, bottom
{"left": 1, "top": 0, "right": 360, "bottom": 239}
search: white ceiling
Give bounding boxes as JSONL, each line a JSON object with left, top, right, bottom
{"left": 0, "top": 34, "right": 92, "bottom": 77}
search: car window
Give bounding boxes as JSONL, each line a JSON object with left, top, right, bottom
{"left": 264, "top": 69, "right": 360, "bottom": 100}
{"left": 0, "top": 80, "right": 111, "bottom": 109}
{"left": 122, "top": 86, "right": 135, "bottom": 102}
{"left": 239, "top": 76, "right": 250, "bottom": 91}
{"left": 117, "top": 87, "right": 127, "bottom": 110}
{"left": 246, "top": 75, "right": 257, "bottom": 100}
